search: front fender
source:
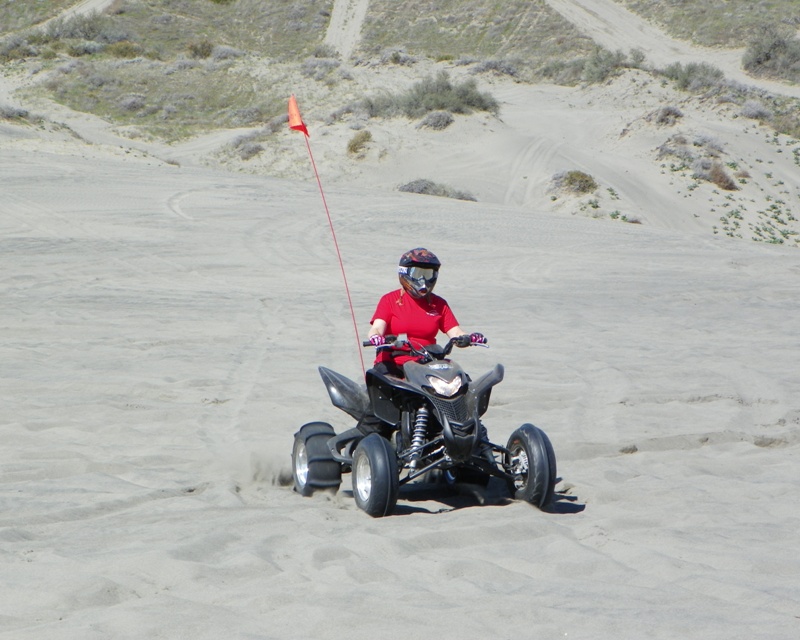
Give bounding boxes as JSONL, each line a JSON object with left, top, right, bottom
{"left": 467, "top": 364, "right": 504, "bottom": 416}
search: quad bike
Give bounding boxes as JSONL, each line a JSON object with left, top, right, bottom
{"left": 291, "top": 335, "right": 557, "bottom": 517}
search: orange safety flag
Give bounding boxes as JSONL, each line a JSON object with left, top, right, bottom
{"left": 288, "top": 94, "right": 309, "bottom": 137}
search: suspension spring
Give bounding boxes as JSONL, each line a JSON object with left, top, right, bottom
{"left": 410, "top": 407, "right": 429, "bottom": 467}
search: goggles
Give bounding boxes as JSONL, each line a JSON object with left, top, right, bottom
{"left": 399, "top": 266, "right": 438, "bottom": 282}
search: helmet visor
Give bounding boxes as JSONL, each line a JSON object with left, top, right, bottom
{"left": 407, "top": 266, "right": 437, "bottom": 282}
{"left": 399, "top": 265, "right": 438, "bottom": 296}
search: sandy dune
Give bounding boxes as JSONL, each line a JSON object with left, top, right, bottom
{"left": 2, "top": 1, "right": 800, "bottom": 638}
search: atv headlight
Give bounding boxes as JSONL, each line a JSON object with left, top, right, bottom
{"left": 427, "top": 375, "right": 462, "bottom": 397}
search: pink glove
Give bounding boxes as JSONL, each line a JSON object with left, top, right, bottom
{"left": 369, "top": 335, "right": 386, "bottom": 347}
{"left": 470, "top": 332, "right": 487, "bottom": 345}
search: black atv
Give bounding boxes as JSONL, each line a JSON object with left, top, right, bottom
{"left": 292, "top": 335, "right": 557, "bottom": 517}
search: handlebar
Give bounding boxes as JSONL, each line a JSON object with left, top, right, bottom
{"left": 362, "top": 334, "right": 487, "bottom": 358}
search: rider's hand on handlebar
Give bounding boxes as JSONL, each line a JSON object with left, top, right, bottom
{"left": 369, "top": 334, "right": 386, "bottom": 347}
{"left": 470, "top": 332, "right": 487, "bottom": 345}
{"left": 454, "top": 335, "right": 471, "bottom": 348}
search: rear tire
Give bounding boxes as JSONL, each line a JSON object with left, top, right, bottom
{"left": 352, "top": 434, "right": 399, "bottom": 517}
{"left": 505, "top": 424, "right": 556, "bottom": 509}
{"left": 293, "top": 422, "right": 341, "bottom": 497}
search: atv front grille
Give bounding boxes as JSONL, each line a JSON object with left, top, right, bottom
{"left": 430, "top": 396, "right": 470, "bottom": 425}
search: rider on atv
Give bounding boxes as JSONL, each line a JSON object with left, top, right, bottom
{"left": 358, "top": 247, "right": 487, "bottom": 437}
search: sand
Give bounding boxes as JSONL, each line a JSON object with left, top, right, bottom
{"left": 1, "top": 1, "right": 799, "bottom": 638}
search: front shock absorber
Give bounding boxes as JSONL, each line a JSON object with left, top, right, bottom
{"left": 409, "top": 406, "right": 429, "bottom": 469}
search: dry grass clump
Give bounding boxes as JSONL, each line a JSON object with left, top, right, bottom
{"left": 694, "top": 160, "right": 739, "bottom": 191}
{"left": 740, "top": 100, "right": 773, "bottom": 121}
{"left": 398, "top": 179, "right": 477, "bottom": 202}
{"left": 553, "top": 170, "right": 598, "bottom": 194}
{"left": 648, "top": 105, "right": 683, "bottom": 126}
{"left": 658, "top": 134, "right": 738, "bottom": 191}
{"left": 347, "top": 130, "right": 372, "bottom": 155}
{"left": 416, "top": 111, "right": 454, "bottom": 130}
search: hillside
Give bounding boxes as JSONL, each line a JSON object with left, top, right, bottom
{"left": 2, "top": 0, "right": 799, "bottom": 246}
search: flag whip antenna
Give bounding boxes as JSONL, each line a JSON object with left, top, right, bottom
{"left": 288, "top": 95, "right": 366, "bottom": 376}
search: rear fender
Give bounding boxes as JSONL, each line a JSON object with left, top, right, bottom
{"left": 319, "top": 366, "right": 369, "bottom": 420}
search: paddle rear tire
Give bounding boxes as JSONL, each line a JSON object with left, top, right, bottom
{"left": 292, "top": 422, "right": 341, "bottom": 496}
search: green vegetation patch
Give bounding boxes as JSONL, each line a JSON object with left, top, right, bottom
{"left": 0, "top": 0, "right": 78, "bottom": 32}
{"left": 618, "top": 0, "right": 800, "bottom": 48}
{"left": 362, "top": 71, "right": 498, "bottom": 119}
{"left": 39, "top": 57, "right": 284, "bottom": 141}
{"left": 360, "top": 0, "right": 596, "bottom": 80}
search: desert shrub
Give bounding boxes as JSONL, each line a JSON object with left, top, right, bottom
{"left": 554, "top": 170, "right": 598, "bottom": 194}
{"left": 582, "top": 48, "right": 628, "bottom": 83}
{"left": 539, "top": 59, "right": 585, "bottom": 85}
{"left": 398, "top": 179, "right": 476, "bottom": 202}
{"left": 361, "top": 93, "right": 401, "bottom": 118}
{"left": 471, "top": 59, "right": 519, "bottom": 78}
{"left": 401, "top": 71, "right": 498, "bottom": 118}
{"left": 0, "top": 36, "right": 37, "bottom": 61}
{"left": 416, "top": 111, "right": 454, "bottom": 130}
{"left": 347, "top": 130, "right": 372, "bottom": 154}
{"left": 268, "top": 113, "right": 289, "bottom": 133}
{"left": 188, "top": 39, "right": 214, "bottom": 59}
{"left": 361, "top": 72, "right": 498, "bottom": 119}
{"left": 740, "top": 100, "right": 773, "bottom": 120}
{"left": 693, "top": 134, "right": 724, "bottom": 154}
{"left": 106, "top": 41, "right": 142, "bottom": 58}
{"left": 629, "top": 48, "right": 647, "bottom": 68}
{"left": 301, "top": 57, "right": 340, "bottom": 81}
{"left": 68, "top": 40, "right": 105, "bottom": 56}
{"left": 118, "top": 94, "right": 146, "bottom": 112}
{"left": 693, "top": 159, "right": 738, "bottom": 190}
{"left": 657, "top": 137, "right": 694, "bottom": 161}
{"left": 650, "top": 105, "right": 683, "bottom": 126}
{"left": 230, "top": 107, "right": 266, "bottom": 126}
{"left": 45, "top": 12, "right": 131, "bottom": 44}
{"left": 772, "top": 112, "right": 800, "bottom": 139}
{"left": 380, "top": 48, "right": 417, "bottom": 66}
{"left": 709, "top": 162, "right": 739, "bottom": 191}
{"left": 1, "top": 104, "right": 29, "bottom": 120}
{"left": 238, "top": 141, "right": 263, "bottom": 160}
{"left": 660, "top": 62, "right": 725, "bottom": 91}
{"left": 212, "top": 45, "right": 244, "bottom": 61}
{"left": 312, "top": 44, "right": 337, "bottom": 59}
{"left": 743, "top": 24, "right": 800, "bottom": 82}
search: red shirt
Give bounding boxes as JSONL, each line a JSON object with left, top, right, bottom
{"left": 371, "top": 289, "right": 459, "bottom": 366}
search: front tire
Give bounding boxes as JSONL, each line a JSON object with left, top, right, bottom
{"left": 505, "top": 424, "right": 557, "bottom": 509}
{"left": 293, "top": 422, "right": 341, "bottom": 497}
{"left": 352, "top": 434, "right": 399, "bottom": 517}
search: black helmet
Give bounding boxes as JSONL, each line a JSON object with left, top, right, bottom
{"left": 398, "top": 247, "right": 440, "bottom": 298}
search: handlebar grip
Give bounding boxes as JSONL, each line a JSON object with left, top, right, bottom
{"left": 362, "top": 335, "right": 398, "bottom": 347}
